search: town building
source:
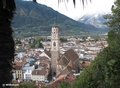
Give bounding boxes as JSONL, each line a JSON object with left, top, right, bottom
{"left": 22, "top": 62, "right": 35, "bottom": 81}
{"left": 57, "top": 49, "right": 80, "bottom": 77}
{"left": 32, "top": 69, "right": 47, "bottom": 81}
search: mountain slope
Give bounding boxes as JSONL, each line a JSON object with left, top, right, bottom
{"left": 78, "top": 12, "right": 109, "bottom": 29}
{"left": 12, "top": 0, "right": 99, "bottom": 38}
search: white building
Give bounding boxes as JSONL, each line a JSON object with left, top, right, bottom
{"left": 31, "top": 69, "right": 47, "bottom": 81}
{"left": 22, "top": 63, "right": 35, "bottom": 81}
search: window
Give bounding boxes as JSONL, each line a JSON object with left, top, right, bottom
{"left": 53, "top": 42, "right": 56, "bottom": 46}
{"left": 28, "top": 70, "right": 30, "bottom": 73}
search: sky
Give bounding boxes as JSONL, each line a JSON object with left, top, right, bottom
{"left": 37, "top": 0, "right": 115, "bottom": 20}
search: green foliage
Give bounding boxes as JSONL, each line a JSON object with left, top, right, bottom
{"left": 27, "top": 36, "right": 43, "bottom": 49}
{"left": 28, "top": 43, "right": 35, "bottom": 48}
{"left": 60, "top": 37, "right": 67, "bottom": 42}
{"left": 73, "top": 34, "right": 120, "bottom": 88}
{"left": 12, "top": 0, "right": 99, "bottom": 38}
{"left": 15, "top": 82, "right": 38, "bottom": 88}
{"left": 73, "top": 0, "right": 120, "bottom": 87}
{"left": 41, "top": 86, "right": 49, "bottom": 88}
{"left": 104, "top": 0, "right": 120, "bottom": 32}
{"left": 34, "top": 36, "right": 43, "bottom": 48}
{"left": 36, "top": 42, "right": 43, "bottom": 48}
{"left": 58, "top": 81, "right": 71, "bottom": 88}
{"left": 107, "top": 30, "right": 120, "bottom": 49}
{"left": 34, "top": 36, "right": 42, "bottom": 41}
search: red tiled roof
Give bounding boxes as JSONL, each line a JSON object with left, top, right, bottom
{"left": 13, "top": 59, "right": 26, "bottom": 70}
{"left": 57, "top": 49, "right": 78, "bottom": 66}
{"left": 57, "top": 65, "right": 76, "bottom": 77}
{"left": 57, "top": 49, "right": 79, "bottom": 77}
{"left": 82, "top": 61, "right": 90, "bottom": 68}
{"left": 64, "top": 49, "right": 78, "bottom": 62}
{"left": 57, "top": 56, "right": 68, "bottom": 66}
{"left": 45, "top": 50, "right": 51, "bottom": 58}
{"left": 67, "top": 60, "right": 77, "bottom": 70}
{"left": 49, "top": 74, "right": 76, "bottom": 88}
{"left": 15, "top": 65, "right": 22, "bottom": 70}
{"left": 12, "top": 80, "right": 20, "bottom": 84}
{"left": 39, "top": 62, "right": 48, "bottom": 67}
{"left": 32, "top": 69, "right": 47, "bottom": 75}
{"left": 39, "top": 56, "right": 49, "bottom": 62}
{"left": 35, "top": 51, "right": 42, "bottom": 56}
{"left": 43, "top": 61, "right": 51, "bottom": 65}
{"left": 33, "top": 81, "right": 45, "bottom": 87}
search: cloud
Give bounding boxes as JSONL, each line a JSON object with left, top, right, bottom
{"left": 37, "top": 0, "right": 114, "bottom": 20}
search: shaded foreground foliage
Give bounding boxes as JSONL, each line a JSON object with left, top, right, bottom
{"left": 73, "top": 30, "right": 120, "bottom": 88}
{"left": 14, "top": 82, "right": 37, "bottom": 88}
{"left": 58, "top": 81, "right": 71, "bottom": 88}
{"left": 72, "top": 0, "right": 120, "bottom": 88}
{"left": 0, "top": 0, "right": 16, "bottom": 87}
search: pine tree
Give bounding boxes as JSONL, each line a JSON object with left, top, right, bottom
{"left": 104, "top": 0, "right": 120, "bottom": 33}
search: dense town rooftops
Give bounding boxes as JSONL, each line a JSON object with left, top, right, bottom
{"left": 49, "top": 73, "right": 76, "bottom": 88}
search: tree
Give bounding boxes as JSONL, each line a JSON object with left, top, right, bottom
{"left": 60, "top": 37, "right": 67, "bottom": 42}
{"left": 58, "top": 81, "right": 71, "bottom": 88}
{"left": 29, "top": 43, "right": 35, "bottom": 48}
{"left": 41, "top": 86, "right": 50, "bottom": 88}
{"left": 14, "top": 82, "right": 38, "bottom": 88}
{"left": 34, "top": 36, "right": 42, "bottom": 42}
{"left": 73, "top": 0, "right": 120, "bottom": 88}
{"left": 36, "top": 42, "right": 43, "bottom": 48}
{"left": 103, "top": 0, "right": 120, "bottom": 33}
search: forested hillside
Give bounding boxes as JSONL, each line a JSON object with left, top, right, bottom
{"left": 12, "top": 0, "right": 100, "bottom": 38}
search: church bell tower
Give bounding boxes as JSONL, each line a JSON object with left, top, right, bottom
{"left": 51, "top": 26, "right": 59, "bottom": 77}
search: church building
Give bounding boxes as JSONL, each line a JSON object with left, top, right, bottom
{"left": 51, "top": 26, "right": 79, "bottom": 78}
{"left": 56, "top": 49, "right": 79, "bottom": 77}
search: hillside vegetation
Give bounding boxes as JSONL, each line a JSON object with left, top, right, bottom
{"left": 12, "top": 0, "right": 100, "bottom": 38}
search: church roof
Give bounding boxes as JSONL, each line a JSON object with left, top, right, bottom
{"left": 56, "top": 63, "right": 77, "bottom": 77}
{"left": 67, "top": 60, "right": 77, "bottom": 70}
{"left": 64, "top": 49, "right": 78, "bottom": 62}
{"left": 56, "top": 49, "right": 79, "bottom": 77}
{"left": 57, "top": 56, "right": 69, "bottom": 66}
{"left": 56, "top": 67, "right": 73, "bottom": 77}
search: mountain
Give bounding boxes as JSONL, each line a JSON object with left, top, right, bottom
{"left": 12, "top": 0, "right": 100, "bottom": 38}
{"left": 77, "top": 11, "right": 109, "bottom": 30}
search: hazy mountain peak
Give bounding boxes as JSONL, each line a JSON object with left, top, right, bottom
{"left": 78, "top": 11, "right": 109, "bottom": 29}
